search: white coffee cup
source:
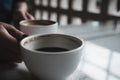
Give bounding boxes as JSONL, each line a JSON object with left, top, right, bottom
{"left": 20, "top": 34, "right": 84, "bottom": 80}
{"left": 19, "top": 20, "right": 58, "bottom": 35}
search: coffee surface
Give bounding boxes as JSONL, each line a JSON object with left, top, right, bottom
{"left": 23, "top": 20, "right": 55, "bottom": 26}
{"left": 36, "top": 47, "right": 68, "bottom": 52}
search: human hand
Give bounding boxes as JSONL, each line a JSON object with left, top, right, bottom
{"left": 13, "top": 10, "right": 34, "bottom": 29}
{"left": 0, "top": 22, "right": 27, "bottom": 63}
{"left": 13, "top": 1, "right": 34, "bottom": 29}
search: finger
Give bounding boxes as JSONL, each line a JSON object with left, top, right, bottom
{"left": 14, "top": 10, "right": 28, "bottom": 21}
{"left": 0, "top": 22, "right": 26, "bottom": 41}
{"left": 21, "top": 11, "right": 28, "bottom": 20}
{"left": 0, "top": 24, "right": 28, "bottom": 58}
{"left": 0, "top": 26, "right": 22, "bottom": 62}
{"left": 15, "top": 11, "right": 28, "bottom": 20}
{"left": 0, "top": 26, "right": 22, "bottom": 63}
{"left": 26, "top": 12, "right": 35, "bottom": 20}
{"left": 7, "top": 26, "right": 26, "bottom": 41}
{"left": 0, "top": 25, "right": 18, "bottom": 46}
{"left": 0, "top": 25, "right": 20, "bottom": 54}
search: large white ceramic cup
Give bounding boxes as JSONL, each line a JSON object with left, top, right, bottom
{"left": 20, "top": 34, "right": 84, "bottom": 80}
{"left": 19, "top": 20, "right": 58, "bottom": 35}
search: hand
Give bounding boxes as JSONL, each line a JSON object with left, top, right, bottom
{"left": 0, "top": 22, "right": 27, "bottom": 63}
{"left": 13, "top": 1, "right": 34, "bottom": 29}
{"left": 13, "top": 10, "right": 34, "bottom": 29}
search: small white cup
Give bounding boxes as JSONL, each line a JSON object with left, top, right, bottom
{"left": 20, "top": 34, "right": 84, "bottom": 80}
{"left": 19, "top": 20, "right": 58, "bottom": 35}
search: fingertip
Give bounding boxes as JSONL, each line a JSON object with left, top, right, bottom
{"left": 26, "top": 12, "right": 35, "bottom": 20}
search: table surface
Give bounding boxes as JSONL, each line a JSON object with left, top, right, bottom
{"left": 0, "top": 23, "right": 120, "bottom": 80}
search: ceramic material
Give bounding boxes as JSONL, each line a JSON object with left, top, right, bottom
{"left": 20, "top": 34, "right": 84, "bottom": 80}
{"left": 19, "top": 20, "right": 58, "bottom": 35}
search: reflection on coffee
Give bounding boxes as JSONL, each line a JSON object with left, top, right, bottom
{"left": 36, "top": 47, "right": 68, "bottom": 52}
{"left": 23, "top": 20, "right": 56, "bottom": 26}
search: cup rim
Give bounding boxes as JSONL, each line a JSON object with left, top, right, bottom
{"left": 19, "top": 20, "right": 57, "bottom": 27}
{"left": 20, "top": 34, "right": 84, "bottom": 54}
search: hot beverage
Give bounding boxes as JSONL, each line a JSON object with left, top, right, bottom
{"left": 22, "top": 20, "right": 56, "bottom": 26}
{"left": 36, "top": 47, "right": 69, "bottom": 52}
{"left": 20, "top": 34, "right": 84, "bottom": 80}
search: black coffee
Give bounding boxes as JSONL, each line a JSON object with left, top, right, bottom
{"left": 36, "top": 47, "right": 68, "bottom": 52}
{"left": 24, "top": 20, "right": 55, "bottom": 26}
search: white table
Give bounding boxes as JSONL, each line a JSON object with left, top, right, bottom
{"left": 59, "top": 23, "right": 119, "bottom": 40}
{"left": 0, "top": 23, "right": 120, "bottom": 80}
{"left": 60, "top": 24, "right": 120, "bottom": 80}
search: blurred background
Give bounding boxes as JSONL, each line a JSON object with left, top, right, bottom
{"left": 27, "top": 0, "right": 120, "bottom": 26}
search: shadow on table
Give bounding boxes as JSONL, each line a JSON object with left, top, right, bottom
{"left": 0, "top": 62, "right": 46, "bottom": 80}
